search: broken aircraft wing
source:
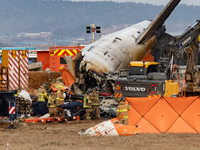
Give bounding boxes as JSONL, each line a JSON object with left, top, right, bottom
{"left": 136, "top": 0, "right": 181, "bottom": 44}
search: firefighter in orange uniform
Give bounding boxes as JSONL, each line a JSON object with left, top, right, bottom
{"left": 56, "top": 87, "right": 65, "bottom": 117}
{"left": 38, "top": 83, "right": 48, "bottom": 102}
{"left": 116, "top": 97, "right": 131, "bottom": 125}
{"left": 91, "top": 86, "right": 100, "bottom": 120}
{"left": 48, "top": 88, "right": 57, "bottom": 117}
{"left": 83, "top": 88, "right": 93, "bottom": 120}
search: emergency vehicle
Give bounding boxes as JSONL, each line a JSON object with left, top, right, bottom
{"left": 114, "top": 61, "right": 179, "bottom": 100}
{"left": 34, "top": 46, "right": 84, "bottom": 72}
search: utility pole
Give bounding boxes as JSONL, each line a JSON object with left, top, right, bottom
{"left": 86, "top": 24, "right": 101, "bottom": 42}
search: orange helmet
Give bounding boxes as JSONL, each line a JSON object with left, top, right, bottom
{"left": 52, "top": 88, "right": 57, "bottom": 92}
{"left": 61, "top": 87, "right": 65, "bottom": 91}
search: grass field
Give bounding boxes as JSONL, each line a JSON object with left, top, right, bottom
{"left": 0, "top": 119, "right": 200, "bottom": 150}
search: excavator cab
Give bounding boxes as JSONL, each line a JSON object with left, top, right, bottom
{"left": 128, "top": 61, "right": 159, "bottom": 76}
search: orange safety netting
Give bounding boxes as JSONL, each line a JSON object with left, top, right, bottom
{"left": 126, "top": 96, "right": 200, "bottom": 133}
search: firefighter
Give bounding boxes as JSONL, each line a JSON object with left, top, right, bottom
{"left": 83, "top": 88, "right": 93, "bottom": 120}
{"left": 48, "top": 88, "right": 57, "bottom": 117}
{"left": 64, "top": 86, "right": 71, "bottom": 117}
{"left": 56, "top": 87, "right": 65, "bottom": 117}
{"left": 54, "top": 77, "right": 65, "bottom": 94}
{"left": 91, "top": 86, "right": 100, "bottom": 120}
{"left": 116, "top": 97, "right": 131, "bottom": 125}
{"left": 64, "top": 87, "right": 70, "bottom": 103}
{"left": 38, "top": 83, "right": 48, "bottom": 102}
{"left": 14, "top": 90, "right": 21, "bottom": 97}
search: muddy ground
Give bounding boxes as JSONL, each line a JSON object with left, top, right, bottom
{"left": 0, "top": 119, "right": 200, "bottom": 150}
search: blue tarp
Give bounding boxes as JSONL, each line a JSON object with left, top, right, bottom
{"left": 32, "top": 102, "right": 49, "bottom": 116}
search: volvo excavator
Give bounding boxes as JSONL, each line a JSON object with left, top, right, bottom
{"left": 115, "top": 20, "right": 200, "bottom": 98}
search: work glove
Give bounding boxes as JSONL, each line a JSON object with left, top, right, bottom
{"left": 54, "top": 100, "right": 57, "bottom": 104}
{"left": 47, "top": 103, "right": 50, "bottom": 107}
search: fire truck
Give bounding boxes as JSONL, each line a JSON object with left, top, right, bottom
{"left": 34, "top": 46, "right": 84, "bottom": 72}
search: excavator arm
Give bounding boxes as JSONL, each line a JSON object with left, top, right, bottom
{"left": 158, "top": 20, "right": 200, "bottom": 95}
{"left": 159, "top": 20, "right": 200, "bottom": 74}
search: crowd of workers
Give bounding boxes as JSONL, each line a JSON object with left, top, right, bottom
{"left": 35, "top": 77, "right": 131, "bottom": 125}
{"left": 37, "top": 77, "right": 68, "bottom": 117}
{"left": 36, "top": 77, "right": 101, "bottom": 120}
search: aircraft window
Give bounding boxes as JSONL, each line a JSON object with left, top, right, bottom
{"left": 87, "top": 46, "right": 94, "bottom": 52}
{"left": 137, "top": 31, "right": 140, "bottom": 34}
{"left": 104, "top": 51, "right": 108, "bottom": 55}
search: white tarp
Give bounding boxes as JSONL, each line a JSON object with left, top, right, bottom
{"left": 79, "top": 120, "right": 119, "bottom": 136}
{"left": 18, "top": 90, "right": 32, "bottom": 102}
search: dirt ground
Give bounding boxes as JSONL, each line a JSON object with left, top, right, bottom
{"left": 1, "top": 119, "right": 200, "bottom": 150}
{"left": 28, "top": 71, "right": 61, "bottom": 89}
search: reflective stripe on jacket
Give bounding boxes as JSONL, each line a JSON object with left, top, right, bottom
{"left": 38, "top": 93, "right": 45, "bottom": 102}
{"left": 116, "top": 101, "right": 130, "bottom": 119}
{"left": 38, "top": 86, "right": 48, "bottom": 102}
{"left": 56, "top": 92, "right": 64, "bottom": 106}
{"left": 83, "top": 94, "right": 92, "bottom": 108}
{"left": 91, "top": 92, "right": 99, "bottom": 106}
{"left": 54, "top": 81, "right": 65, "bottom": 93}
{"left": 48, "top": 93, "right": 57, "bottom": 108}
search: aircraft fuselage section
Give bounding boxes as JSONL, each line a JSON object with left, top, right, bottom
{"left": 81, "top": 20, "right": 156, "bottom": 75}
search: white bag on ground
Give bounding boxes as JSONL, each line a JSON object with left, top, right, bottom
{"left": 18, "top": 90, "right": 32, "bottom": 102}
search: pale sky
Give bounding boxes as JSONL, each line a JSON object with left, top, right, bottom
{"left": 70, "top": 0, "right": 200, "bottom": 6}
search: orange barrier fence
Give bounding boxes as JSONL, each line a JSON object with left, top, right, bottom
{"left": 126, "top": 96, "right": 200, "bottom": 133}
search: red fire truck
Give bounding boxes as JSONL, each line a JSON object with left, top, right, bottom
{"left": 32, "top": 46, "right": 84, "bottom": 72}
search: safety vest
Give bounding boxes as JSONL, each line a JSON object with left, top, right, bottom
{"left": 116, "top": 101, "right": 130, "bottom": 119}
{"left": 83, "top": 94, "right": 92, "bottom": 108}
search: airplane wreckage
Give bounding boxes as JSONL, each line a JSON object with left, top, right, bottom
{"left": 79, "top": 115, "right": 141, "bottom": 136}
{"left": 63, "top": 0, "right": 200, "bottom": 94}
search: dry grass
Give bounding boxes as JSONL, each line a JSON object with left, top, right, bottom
{"left": 0, "top": 120, "right": 200, "bottom": 150}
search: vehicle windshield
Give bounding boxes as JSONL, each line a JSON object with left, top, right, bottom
{"left": 129, "top": 67, "right": 145, "bottom": 75}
